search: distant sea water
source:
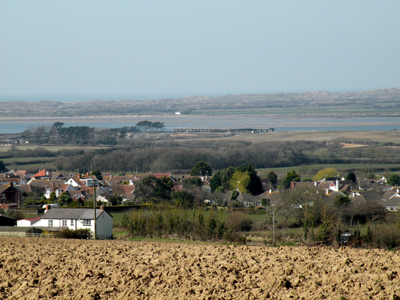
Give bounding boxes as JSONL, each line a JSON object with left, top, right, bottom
{"left": 0, "top": 115, "right": 399, "bottom": 134}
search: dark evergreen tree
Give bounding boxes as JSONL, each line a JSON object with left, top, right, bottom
{"left": 133, "top": 175, "right": 173, "bottom": 203}
{"left": 345, "top": 171, "right": 357, "bottom": 183}
{"left": 183, "top": 177, "right": 202, "bottom": 189}
{"left": 109, "top": 193, "right": 123, "bottom": 206}
{"left": 267, "top": 171, "right": 278, "bottom": 188}
{"left": 0, "top": 161, "right": 7, "bottom": 172}
{"left": 209, "top": 171, "right": 222, "bottom": 192}
{"left": 91, "top": 169, "right": 103, "bottom": 180}
{"left": 171, "top": 190, "right": 195, "bottom": 207}
{"left": 387, "top": 174, "right": 400, "bottom": 186}
{"left": 283, "top": 170, "right": 301, "bottom": 189}
{"left": 236, "top": 165, "right": 263, "bottom": 195}
{"left": 190, "top": 161, "right": 212, "bottom": 176}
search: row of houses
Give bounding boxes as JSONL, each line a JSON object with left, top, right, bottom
{"left": 229, "top": 177, "right": 400, "bottom": 212}
{"left": 0, "top": 169, "right": 203, "bottom": 208}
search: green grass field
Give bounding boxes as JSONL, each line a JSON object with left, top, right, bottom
{"left": 257, "top": 163, "right": 400, "bottom": 177}
{"left": 0, "top": 145, "right": 112, "bottom": 152}
{"left": 2, "top": 157, "right": 58, "bottom": 163}
{"left": 6, "top": 162, "right": 56, "bottom": 171}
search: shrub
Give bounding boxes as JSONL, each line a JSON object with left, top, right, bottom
{"left": 121, "top": 206, "right": 251, "bottom": 243}
{"left": 55, "top": 228, "right": 91, "bottom": 239}
{"left": 225, "top": 213, "right": 253, "bottom": 232}
{"left": 369, "top": 225, "right": 400, "bottom": 249}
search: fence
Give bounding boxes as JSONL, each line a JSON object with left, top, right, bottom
{"left": 0, "top": 231, "right": 112, "bottom": 239}
{"left": 0, "top": 232, "right": 53, "bottom": 238}
{"left": 25, "top": 233, "right": 54, "bottom": 238}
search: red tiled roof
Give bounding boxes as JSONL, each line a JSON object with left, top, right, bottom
{"left": 118, "top": 185, "right": 135, "bottom": 194}
{"left": 21, "top": 217, "right": 41, "bottom": 222}
{"left": 33, "top": 169, "right": 49, "bottom": 178}
{"left": 80, "top": 186, "right": 93, "bottom": 193}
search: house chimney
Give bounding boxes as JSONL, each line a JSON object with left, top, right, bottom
{"left": 100, "top": 205, "right": 105, "bottom": 211}
{"left": 336, "top": 179, "right": 339, "bottom": 191}
{"left": 314, "top": 181, "right": 317, "bottom": 186}
{"left": 325, "top": 188, "right": 329, "bottom": 195}
{"left": 269, "top": 189, "right": 272, "bottom": 193}
{"left": 45, "top": 205, "right": 50, "bottom": 211}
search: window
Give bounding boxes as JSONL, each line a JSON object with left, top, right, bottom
{"left": 83, "top": 219, "right": 91, "bottom": 226}
{"left": 70, "top": 219, "right": 74, "bottom": 226}
{"left": 62, "top": 220, "right": 67, "bottom": 227}
{"left": 48, "top": 220, "right": 53, "bottom": 227}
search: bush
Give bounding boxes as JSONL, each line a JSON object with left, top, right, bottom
{"left": 121, "top": 205, "right": 238, "bottom": 242}
{"left": 224, "top": 229, "right": 246, "bottom": 244}
{"left": 369, "top": 225, "right": 400, "bottom": 249}
{"left": 55, "top": 228, "right": 91, "bottom": 239}
{"left": 225, "top": 213, "right": 253, "bottom": 232}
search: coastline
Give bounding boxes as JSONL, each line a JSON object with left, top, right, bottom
{"left": 0, "top": 115, "right": 399, "bottom": 134}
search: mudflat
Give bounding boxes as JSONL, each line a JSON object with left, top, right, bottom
{"left": 1, "top": 237, "right": 400, "bottom": 299}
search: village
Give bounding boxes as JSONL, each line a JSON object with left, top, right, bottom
{"left": 0, "top": 165, "right": 399, "bottom": 243}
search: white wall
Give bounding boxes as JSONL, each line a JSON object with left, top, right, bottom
{"left": 17, "top": 219, "right": 39, "bottom": 227}
{"left": 33, "top": 218, "right": 78, "bottom": 230}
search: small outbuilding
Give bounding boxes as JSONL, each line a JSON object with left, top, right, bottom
{"left": 17, "top": 217, "right": 41, "bottom": 227}
{"left": 0, "top": 215, "right": 17, "bottom": 226}
{"left": 0, "top": 226, "right": 42, "bottom": 237}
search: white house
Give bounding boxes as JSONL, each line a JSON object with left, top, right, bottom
{"left": 79, "top": 178, "right": 97, "bottom": 187}
{"left": 64, "top": 177, "right": 84, "bottom": 188}
{"left": 44, "top": 183, "right": 78, "bottom": 199}
{"left": 32, "top": 207, "right": 113, "bottom": 238}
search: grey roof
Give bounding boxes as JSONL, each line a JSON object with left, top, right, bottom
{"left": 351, "top": 195, "right": 367, "bottom": 205}
{"left": 383, "top": 197, "right": 400, "bottom": 208}
{"left": 237, "top": 192, "right": 255, "bottom": 201}
{"left": 41, "top": 208, "right": 106, "bottom": 220}
{"left": 0, "top": 226, "right": 35, "bottom": 232}
{"left": 382, "top": 192, "right": 398, "bottom": 201}
{"left": 358, "top": 191, "right": 383, "bottom": 202}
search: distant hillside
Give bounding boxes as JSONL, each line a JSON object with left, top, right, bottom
{"left": 1, "top": 87, "right": 400, "bottom": 117}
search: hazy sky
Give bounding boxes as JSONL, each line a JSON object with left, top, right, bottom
{"left": 1, "top": 1, "right": 399, "bottom": 101}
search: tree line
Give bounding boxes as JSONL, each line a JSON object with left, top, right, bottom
{"left": 3, "top": 137, "right": 400, "bottom": 174}
{"left": 49, "top": 139, "right": 400, "bottom": 173}
{"left": 20, "top": 121, "right": 165, "bottom": 145}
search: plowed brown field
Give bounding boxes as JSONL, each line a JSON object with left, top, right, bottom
{"left": 1, "top": 237, "right": 400, "bottom": 299}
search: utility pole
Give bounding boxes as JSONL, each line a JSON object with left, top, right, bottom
{"left": 93, "top": 180, "right": 97, "bottom": 240}
{"left": 272, "top": 209, "right": 275, "bottom": 244}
